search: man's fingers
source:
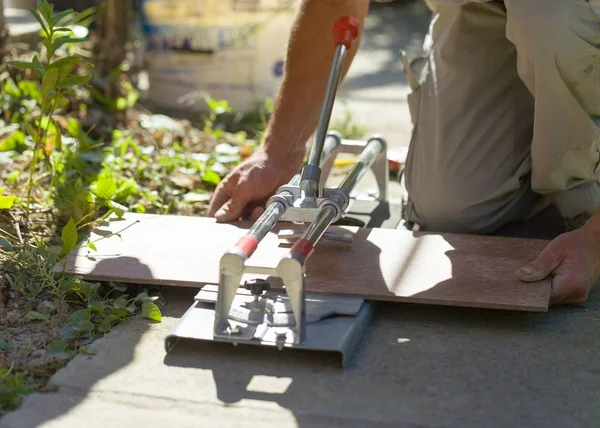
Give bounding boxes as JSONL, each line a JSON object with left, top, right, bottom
{"left": 249, "top": 206, "right": 265, "bottom": 221}
{"left": 517, "top": 245, "right": 562, "bottom": 282}
{"left": 207, "top": 183, "right": 231, "bottom": 218}
{"left": 214, "top": 194, "right": 247, "bottom": 222}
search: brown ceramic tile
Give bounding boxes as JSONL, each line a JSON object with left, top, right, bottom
{"left": 59, "top": 212, "right": 551, "bottom": 311}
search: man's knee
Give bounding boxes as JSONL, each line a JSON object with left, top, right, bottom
{"left": 405, "top": 176, "right": 536, "bottom": 235}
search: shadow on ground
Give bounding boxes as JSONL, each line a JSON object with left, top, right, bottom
{"left": 160, "top": 288, "right": 600, "bottom": 427}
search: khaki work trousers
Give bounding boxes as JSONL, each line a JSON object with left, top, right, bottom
{"left": 401, "top": 0, "right": 600, "bottom": 234}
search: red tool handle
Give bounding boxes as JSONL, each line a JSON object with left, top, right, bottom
{"left": 234, "top": 235, "right": 259, "bottom": 258}
{"left": 290, "top": 238, "right": 314, "bottom": 264}
{"left": 333, "top": 16, "right": 360, "bottom": 49}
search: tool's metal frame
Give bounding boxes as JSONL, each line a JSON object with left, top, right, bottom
{"left": 211, "top": 16, "right": 388, "bottom": 351}
{"left": 165, "top": 17, "right": 389, "bottom": 364}
{"left": 213, "top": 131, "right": 388, "bottom": 347}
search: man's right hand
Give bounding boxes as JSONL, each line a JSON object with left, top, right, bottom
{"left": 207, "top": 147, "right": 303, "bottom": 222}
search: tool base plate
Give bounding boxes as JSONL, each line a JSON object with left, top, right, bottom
{"left": 165, "top": 291, "right": 374, "bottom": 367}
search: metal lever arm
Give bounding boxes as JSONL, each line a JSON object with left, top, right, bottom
{"left": 299, "top": 15, "right": 360, "bottom": 199}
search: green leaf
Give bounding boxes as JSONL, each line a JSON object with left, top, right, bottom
{"left": 0, "top": 237, "right": 13, "bottom": 250}
{"left": 52, "top": 37, "right": 86, "bottom": 51}
{"left": 29, "top": 8, "right": 50, "bottom": 38}
{"left": 107, "top": 200, "right": 128, "bottom": 218}
{"left": 79, "top": 345, "right": 96, "bottom": 355}
{"left": 113, "top": 296, "right": 128, "bottom": 310}
{"left": 25, "top": 311, "right": 52, "bottom": 321}
{"left": 110, "top": 282, "right": 127, "bottom": 292}
{"left": 73, "top": 6, "right": 97, "bottom": 27}
{"left": 205, "top": 97, "right": 231, "bottom": 115}
{"left": 55, "top": 74, "right": 91, "bottom": 89}
{"left": 7, "top": 171, "right": 20, "bottom": 185}
{"left": 0, "top": 187, "right": 16, "bottom": 209}
{"left": 61, "top": 217, "right": 77, "bottom": 256}
{"left": 37, "top": 1, "right": 54, "bottom": 21}
{"left": 51, "top": 9, "right": 75, "bottom": 26}
{"left": 90, "top": 176, "right": 116, "bottom": 200}
{"left": 58, "top": 323, "right": 82, "bottom": 339}
{"left": 4, "top": 77, "right": 21, "bottom": 97}
{"left": 47, "top": 339, "right": 74, "bottom": 360}
{"left": 202, "top": 169, "right": 221, "bottom": 186}
{"left": 7, "top": 60, "right": 44, "bottom": 74}
{"left": 48, "top": 54, "right": 86, "bottom": 70}
{"left": 0, "top": 195, "right": 16, "bottom": 209}
{"left": 72, "top": 319, "right": 94, "bottom": 333}
{"left": 97, "top": 321, "right": 112, "bottom": 333}
{"left": 86, "top": 241, "right": 97, "bottom": 251}
{"left": 141, "top": 302, "right": 162, "bottom": 322}
{"left": 25, "top": 123, "right": 40, "bottom": 142}
{"left": 41, "top": 67, "right": 59, "bottom": 96}
{"left": 109, "top": 306, "right": 128, "bottom": 318}
{"left": 0, "top": 130, "right": 26, "bottom": 153}
{"left": 115, "top": 178, "right": 138, "bottom": 200}
{"left": 88, "top": 300, "right": 106, "bottom": 313}
{"left": 136, "top": 291, "right": 160, "bottom": 304}
{"left": 70, "top": 308, "right": 90, "bottom": 322}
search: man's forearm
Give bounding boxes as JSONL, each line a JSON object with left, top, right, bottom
{"left": 263, "top": 0, "right": 369, "bottom": 161}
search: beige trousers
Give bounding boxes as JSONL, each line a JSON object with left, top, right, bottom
{"left": 401, "top": 0, "right": 600, "bottom": 234}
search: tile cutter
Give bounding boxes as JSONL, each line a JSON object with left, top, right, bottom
{"left": 165, "top": 16, "right": 390, "bottom": 366}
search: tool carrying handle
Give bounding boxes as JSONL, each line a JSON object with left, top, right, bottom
{"left": 332, "top": 16, "right": 360, "bottom": 49}
{"left": 303, "top": 15, "right": 361, "bottom": 182}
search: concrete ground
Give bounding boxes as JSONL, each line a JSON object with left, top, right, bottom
{"left": 2, "top": 287, "right": 599, "bottom": 428}
{"left": 3, "top": 2, "right": 600, "bottom": 427}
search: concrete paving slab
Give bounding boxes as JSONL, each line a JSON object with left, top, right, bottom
{"left": 2, "top": 285, "right": 599, "bottom": 428}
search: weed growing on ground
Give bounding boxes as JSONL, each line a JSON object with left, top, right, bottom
{"left": 0, "top": 0, "right": 259, "bottom": 415}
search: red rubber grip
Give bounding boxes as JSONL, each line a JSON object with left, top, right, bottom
{"left": 290, "top": 239, "right": 314, "bottom": 262}
{"left": 333, "top": 16, "right": 360, "bottom": 49}
{"left": 234, "top": 235, "right": 259, "bottom": 258}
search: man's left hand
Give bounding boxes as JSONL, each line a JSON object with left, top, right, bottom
{"left": 517, "top": 222, "right": 600, "bottom": 306}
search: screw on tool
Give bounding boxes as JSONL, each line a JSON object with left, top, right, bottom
{"left": 243, "top": 278, "right": 271, "bottom": 298}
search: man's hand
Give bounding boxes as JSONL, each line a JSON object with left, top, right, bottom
{"left": 207, "top": 147, "right": 302, "bottom": 222}
{"left": 517, "top": 221, "right": 600, "bottom": 306}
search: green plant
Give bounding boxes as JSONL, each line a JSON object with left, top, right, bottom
{"left": 0, "top": 367, "right": 40, "bottom": 411}
{"left": 46, "top": 279, "right": 164, "bottom": 359}
{"left": 8, "top": 0, "right": 94, "bottom": 224}
{"left": 330, "top": 103, "right": 368, "bottom": 140}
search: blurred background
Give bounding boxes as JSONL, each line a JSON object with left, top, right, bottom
{"left": 1, "top": 0, "right": 431, "bottom": 141}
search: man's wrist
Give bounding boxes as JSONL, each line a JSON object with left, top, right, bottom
{"left": 262, "top": 133, "right": 306, "bottom": 164}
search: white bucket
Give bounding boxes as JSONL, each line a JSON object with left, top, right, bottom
{"left": 139, "top": 0, "right": 298, "bottom": 113}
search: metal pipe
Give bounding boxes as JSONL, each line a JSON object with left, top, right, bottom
{"left": 302, "top": 206, "right": 337, "bottom": 246}
{"left": 281, "top": 133, "right": 340, "bottom": 190}
{"left": 338, "top": 137, "right": 384, "bottom": 196}
{"left": 288, "top": 205, "right": 337, "bottom": 264}
{"left": 232, "top": 201, "right": 285, "bottom": 259}
{"left": 247, "top": 201, "right": 286, "bottom": 241}
{"left": 306, "top": 44, "right": 348, "bottom": 167}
